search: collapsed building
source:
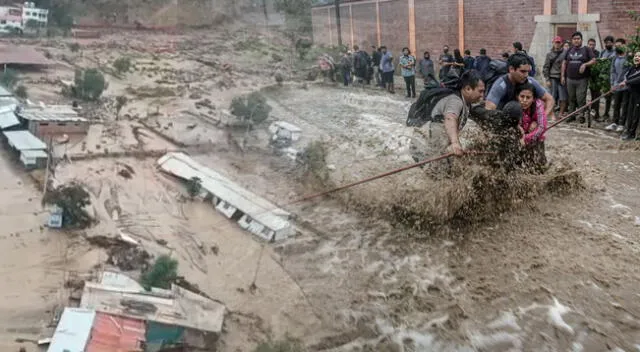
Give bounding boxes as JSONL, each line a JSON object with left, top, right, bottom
{"left": 157, "top": 152, "right": 295, "bottom": 241}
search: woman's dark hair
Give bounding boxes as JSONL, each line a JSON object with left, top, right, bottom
{"left": 402, "top": 47, "right": 411, "bottom": 54}
{"left": 454, "top": 49, "right": 463, "bottom": 60}
{"left": 516, "top": 82, "right": 537, "bottom": 118}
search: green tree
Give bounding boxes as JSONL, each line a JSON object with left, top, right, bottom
{"left": 69, "top": 43, "right": 80, "bottom": 53}
{"left": 0, "top": 68, "right": 18, "bottom": 89}
{"left": 14, "top": 85, "right": 28, "bottom": 99}
{"left": 140, "top": 255, "right": 179, "bottom": 290}
{"left": 43, "top": 183, "right": 93, "bottom": 229}
{"left": 113, "top": 57, "right": 132, "bottom": 75}
{"left": 627, "top": 11, "right": 640, "bottom": 63}
{"left": 186, "top": 177, "right": 202, "bottom": 199}
{"left": 230, "top": 92, "right": 272, "bottom": 125}
{"left": 25, "top": 19, "right": 40, "bottom": 32}
{"left": 74, "top": 68, "right": 106, "bottom": 101}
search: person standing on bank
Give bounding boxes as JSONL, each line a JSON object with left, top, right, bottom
{"left": 600, "top": 36, "right": 617, "bottom": 119}
{"left": 371, "top": 46, "right": 383, "bottom": 87}
{"left": 543, "top": 36, "right": 568, "bottom": 119}
{"left": 400, "top": 47, "right": 417, "bottom": 98}
{"left": 587, "top": 38, "right": 603, "bottom": 121}
{"left": 418, "top": 51, "right": 436, "bottom": 88}
{"left": 439, "top": 45, "right": 454, "bottom": 80}
{"left": 618, "top": 51, "right": 640, "bottom": 141}
{"left": 561, "top": 31, "right": 596, "bottom": 123}
{"left": 606, "top": 45, "right": 630, "bottom": 133}
{"left": 380, "top": 46, "right": 395, "bottom": 94}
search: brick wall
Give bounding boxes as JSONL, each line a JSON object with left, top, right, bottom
{"left": 589, "top": 0, "right": 638, "bottom": 43}
{"left": 414, "top": 0, "right": 457, "bottom": 59}
{"left": 378, "top": 0, "right": 408, "bottom": 55}
{"left": 311, "top": 0, "right": 637, "bottom": 62}
{"left": 463, "top": 0, "right": 543, "bottom": 59}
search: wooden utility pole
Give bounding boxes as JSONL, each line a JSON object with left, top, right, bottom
{"left": 335, "top": 0, "right": 343, "bottom": 47}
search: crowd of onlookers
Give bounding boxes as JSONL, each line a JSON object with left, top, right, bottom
{"left": 334, "top": 32, "right": 640, "bottom": 142}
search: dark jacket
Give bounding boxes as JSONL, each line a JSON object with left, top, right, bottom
{"left": 543, "top": 49, "right": 566, "bottom": 80}
{"left": 372, "top": 51, "right": 382, "bottom": 67}
{"left": 474, "top": 55, "right": 491, "bottom": 75}
{"left": 625, "top": 65, "right": 640, "bottom": 98}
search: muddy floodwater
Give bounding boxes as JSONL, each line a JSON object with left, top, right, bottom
{"left": 235, "top": 86, "right": 640, "bottom": 351}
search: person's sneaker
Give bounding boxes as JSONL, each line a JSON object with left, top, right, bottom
{"left": 616, "top": 125, "right": 625, "bottom": 132}
{"left": 621, "top": 134, "right": 634, "bottom": 141}
{"left": 579, "top": 116, "right": 586, "bottom": 124}
{"left": 605, "top": 123, "right": 618, "bottom": 131}
{"left": 603, "top": 114, "right": 610, "bottom": 120}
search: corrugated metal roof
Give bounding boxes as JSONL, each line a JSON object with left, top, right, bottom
{"left": 86, "top": 312, "right": 145, "bottom": 352}
{"left": 157, "top": 152, "right": 293, "bottom": 235}
{"left": 17, "top": 109, "right": 87, "bottom": 122}
{"left": 21, "top": 149, "right": 48, "bottom": 158}
{"left": 4, "top": 130, "right": 46, "bottom": 150}
{"left": 80, "top": 280, "right": 225, "bottom": 334}
{"left": 0, "top": 109, "right": 19, "bottom": 129}
{"left": 47, "top": 308, "right": 96, "bottom": 352}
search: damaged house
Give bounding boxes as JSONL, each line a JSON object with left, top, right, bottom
{"left": 157, "top": 152, "right": 294, "bottom": 241}
{"left": 47, "top": 271, "right": 226, "bottom": 352}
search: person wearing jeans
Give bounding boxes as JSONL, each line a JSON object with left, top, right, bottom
{"left": 399, "top": 47, "right": 416, "bottom": 98}
{"left": 561, "top": 31, "right": 596, "bottom": 123}
{"left": 606, "top": 46, "right": 630, "bottom": 132}
{"left": 543, "top": 36, "right": 568, "bottom": 119}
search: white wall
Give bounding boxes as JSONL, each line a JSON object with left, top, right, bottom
{"left": 22, "top": 6, "right": 48, "bottom": 27}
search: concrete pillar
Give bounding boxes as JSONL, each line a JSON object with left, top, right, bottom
{"left": 557, "top": 0, "right": 571, "bottom": 15}
{"left": 458, "top": 0, "right": 465, "bottom": 51}
{"left": 543, "top": 0, "right": 552, "bottom": 15}
{"left": 349, "top": 4, "right": 354, "bottom": 48}
{"left": 376, "top": 0, "right": 381, "bottom": 47}
{"left": 408, "top": 0, "right": 416, "bottom": 54}
{"left": 578, "top": 0, "right": 587, "bottom": 14}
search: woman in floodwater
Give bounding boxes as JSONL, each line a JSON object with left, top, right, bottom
{"left": 517, "top": 82, "right": 548, "bottom": 171}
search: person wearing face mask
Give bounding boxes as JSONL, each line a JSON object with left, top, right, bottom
{"left": 599, "top": 36, "right": 616, "bottom": 119}
{"left": 438, "top": 45, "right": 454, "bottom": 80}
{"left": 418, "top": 51, "right": 436, "bottom": 88}
{"left": 617, "top": 51, "right": 640, "bottom": 141}
{"left": 399, "top": 47, "right": 417, "bottom": 98}
{"left": 606, "top": 45, "right": 630, "bottom": 133}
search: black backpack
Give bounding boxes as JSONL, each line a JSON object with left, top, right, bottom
{"left": 406, "top": 88, "right": 457, "bottom": 127}
{"left": 482, "top": 59, "right": 508, "bottom": 94}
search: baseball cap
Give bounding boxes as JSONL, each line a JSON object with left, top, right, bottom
{"left": 553, "top": 36, "right": 563, "bottom": 43}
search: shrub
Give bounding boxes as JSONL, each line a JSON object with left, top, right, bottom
{"left": 186, "top": 177, "right": 202, "bottom": 199}
{"left": 43, "top": 183, "right": 93, "bottom": 229}
{"left": 253, "top": 339, "right": 304, "bottom": 352}
{"left": 230, "top": 92, "right": 272, "bottom": 125}
{"left": 69, "top": 42, "right": 80, "bottom": 52}
{"left": 14, "top": 85, "right": 28, "bottom": 99}
{"left": 140, "top": 255, "right": 179, "bottom": 290}
{"left": 115, "top": 95, "right": 127, "bottom": 118}
{"left": 74, "top": 68, "right": 106, "bottom": 101}
{"left": 113, "top": 57, "right": 132, "bottom": 74}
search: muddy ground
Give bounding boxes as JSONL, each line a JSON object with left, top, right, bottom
{"left": 2, "top": 27, "right": 640, "bottom": 352}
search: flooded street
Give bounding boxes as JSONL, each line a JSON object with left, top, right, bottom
{"left": 218, "top": 86, "right": 640, "bottom": 350}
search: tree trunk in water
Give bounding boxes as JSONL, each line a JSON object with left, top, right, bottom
{"left": 335, "top": 0, "right": 342, "bottom": 47}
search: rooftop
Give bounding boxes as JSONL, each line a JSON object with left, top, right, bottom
{"left": 157, "top": 152, "right": 292, "bottom": 233}
{"left": 0, "top": 45, "right": 51, "bottom": 66}
{"left": 0, "top": 102, "right": 19, "bottom": 129}
{"left": 86, "top": 312, "right": 145, "bottom": 352}
{"left": 80, "top": 278, "right": 225, "bottom": 334}
{"left": 3, "top": 130, "right": 47, "bottom": 150}
{"left": 17, "top": 105, "right": 87, "bottom": 122}
{"left": 47, "top": 308, "right": 96, "bottom": 352}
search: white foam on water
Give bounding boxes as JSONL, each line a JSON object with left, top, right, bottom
{"left": 487, "top": 311, "right": 521, "bottom": 331}
{"left": 548, "top": 297, "right": 574, "bottom": 335}
{"left": 469, "top": 331, "right": 522, "bottom": 350}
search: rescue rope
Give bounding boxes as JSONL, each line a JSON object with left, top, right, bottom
{"left": 545, "top": 85, "right": 620, "bottom": 131}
